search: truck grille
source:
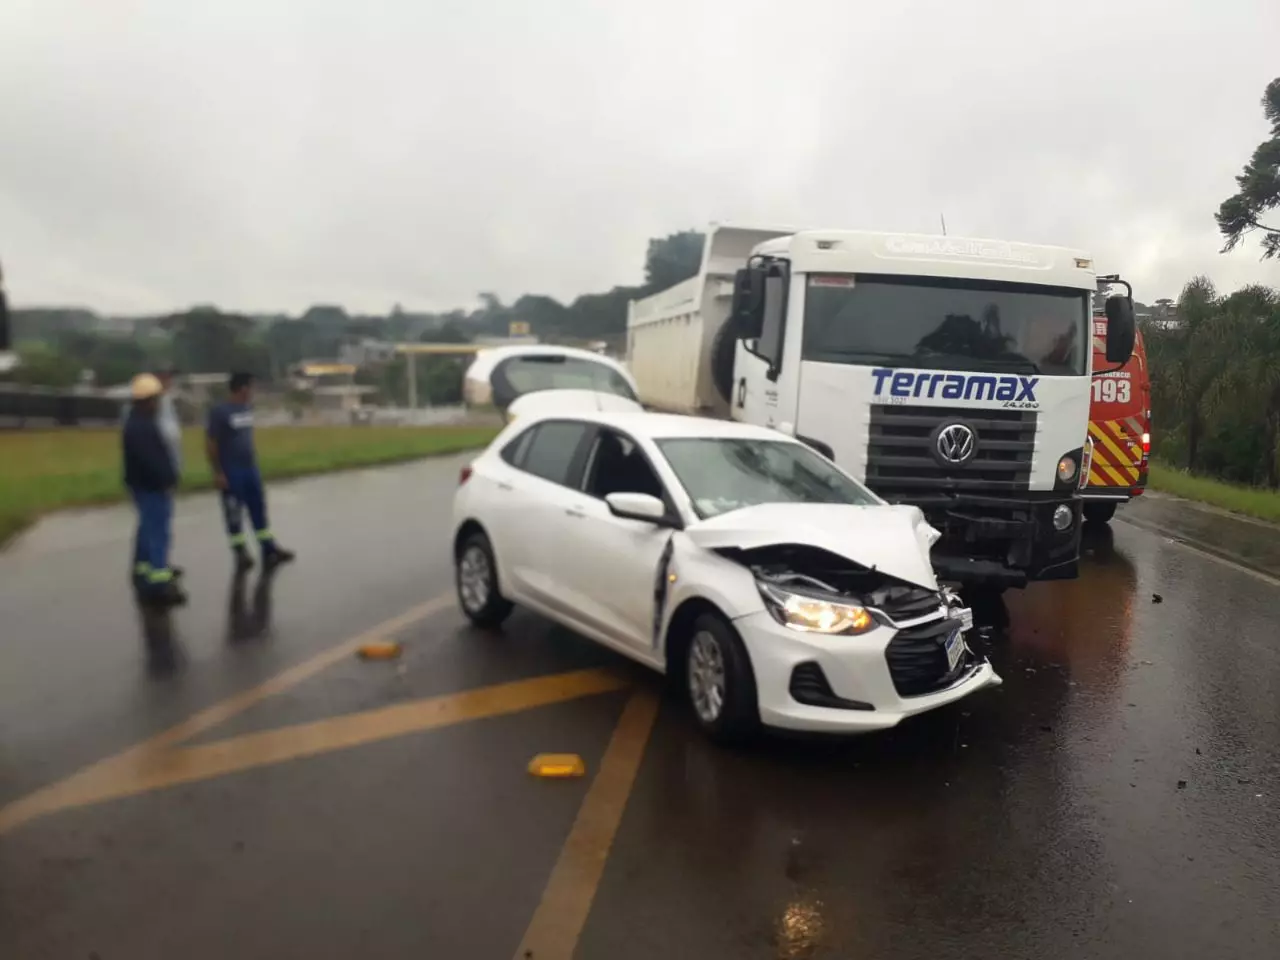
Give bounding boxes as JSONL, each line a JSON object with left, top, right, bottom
{"left": 866, "top": 404, "right": 1036, "bottom": 499}
{"left": 884, "top": 617, "right": 968, "bottom": 697}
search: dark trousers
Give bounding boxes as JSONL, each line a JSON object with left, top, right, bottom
{"left": 130, "top": 487, "right": 174, "bottom": 584}
{"left": 220, "top": 465, "right": 277, "bottom": 553}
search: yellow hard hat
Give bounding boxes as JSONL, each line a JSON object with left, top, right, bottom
{"left": 130, "top": 373, "right": 163, "bottom": 400}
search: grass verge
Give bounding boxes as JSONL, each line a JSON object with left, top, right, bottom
{"left": 1148, "top": 462, "right": 1280, "bottom": 525}
{"left": 0, "top": 425, "right": 499, "bottom": 546}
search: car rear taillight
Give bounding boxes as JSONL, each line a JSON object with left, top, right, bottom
{"left": 1141, "top": 432, "right": 1150, "bottom": 456}
{"left": 459, "top": 464, "right": 473, "bottom": 486}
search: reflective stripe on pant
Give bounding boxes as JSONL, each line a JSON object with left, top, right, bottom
{"left": 130, "top": 487, "right": 173, "bottom": 583}
{"left": 221, "top": 466, "right": 274, "bottom": 550}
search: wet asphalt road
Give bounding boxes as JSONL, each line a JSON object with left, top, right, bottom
{"left": 2, "top": 457, "right": 1279, "bottom": 959}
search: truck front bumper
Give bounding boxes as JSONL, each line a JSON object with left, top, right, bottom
{"left": 924, "top": 492, "right": 1083, "bottom": 588}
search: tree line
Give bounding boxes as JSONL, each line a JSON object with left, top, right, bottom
{"left": 0, "top": 230, "right": 706, "bottom": 408}
{"left": 1152, "top": 75, "right": 1280, "bottom": 487}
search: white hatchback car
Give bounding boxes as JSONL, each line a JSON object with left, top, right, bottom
{"left": 452, "top": 411, "right": 1001, "bottom": 742}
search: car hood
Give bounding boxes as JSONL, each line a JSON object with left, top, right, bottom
{"left": 684, "top": 502, "right": 941, "bottom": 590}
{"left": 507, "top": 389, "right": 643, "bottom": 419}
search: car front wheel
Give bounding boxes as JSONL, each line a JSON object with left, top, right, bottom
{"left": 456, "top": 532, "right": 513, "bottom": 628}
{"left": 685, "top": 612, "right": 759, "bottom": 744}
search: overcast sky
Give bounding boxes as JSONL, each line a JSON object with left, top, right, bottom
{"left": 2, "top": 0, "right": 1278, "bottom": 314}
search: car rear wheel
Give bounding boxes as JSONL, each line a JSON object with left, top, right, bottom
{"left": 685, "top": 613, "right": 759, "bottom": 744}
{"left": 1083, "top": 501, "right": 1117, "bottom": 524}
{"left": 456, "top": 532, "right": 513, "bottom": 628}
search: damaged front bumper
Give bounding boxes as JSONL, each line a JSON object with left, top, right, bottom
{"left": 732, "top": 606, "right": 1002, "bottom": 733}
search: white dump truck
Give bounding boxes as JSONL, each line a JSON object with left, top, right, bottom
{"left": 626, "top": 224, "right": 1135, "bottom": 588}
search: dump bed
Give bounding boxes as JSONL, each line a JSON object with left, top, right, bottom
{"left": 626, "top": 224, "right": 795, "bottom": 416}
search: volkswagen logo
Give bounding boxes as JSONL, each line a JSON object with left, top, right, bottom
{"left": 935, "top": 423, "right": 976, "bottom": 465}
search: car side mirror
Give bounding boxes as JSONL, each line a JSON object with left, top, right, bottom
{"left": 1104, "top": 295, "right": 1135, "bottom": 364}
{"left": 605, "top": 492, "right": 670, "bottom": 525}
{"left": 731, "top": 266, "right": 766, "bottom": 339}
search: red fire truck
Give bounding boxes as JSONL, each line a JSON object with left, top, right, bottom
{"left": 1080, "top": 307, "right": 1150, "bottom": 523}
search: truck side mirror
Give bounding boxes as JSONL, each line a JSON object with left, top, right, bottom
{"left": 731, "top": 266, "right": 766, "bottom": 339}
{"left": 1104, "top": 295, "right": 1135, "bottom": 364}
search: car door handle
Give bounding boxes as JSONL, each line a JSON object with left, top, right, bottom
{"left": 497, "top": 481, "right": 513, "bottom": 491}
{"left": 565, "top": 508, "right": 586, "bottom": 519}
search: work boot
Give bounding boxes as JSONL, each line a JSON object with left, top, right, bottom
{"left": 234, "top": 546, "right": 255, "bottom": 573}
{"left": 171, "top": 565, "right": 185, "bottom": 579}
{"left": 262, "top": 544, "right": 296, "bottom": 569}
{"left": 141, "top": 581, "right": 187, "bottom": 608}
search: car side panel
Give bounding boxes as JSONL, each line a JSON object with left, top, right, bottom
{"left": 561, "top": 495, "right": 679, "bottom": 653}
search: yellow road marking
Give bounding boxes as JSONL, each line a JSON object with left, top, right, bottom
{"left": 0, "top": 668, "right": 627, "bottom": 831}
{"left": 0, "top": 594, "right": 454, "bottom": 834}
{"left": 513, "top": 688, "right": 660, "bottom": 960}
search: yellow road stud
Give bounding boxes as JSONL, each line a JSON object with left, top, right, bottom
{"left": 528, "top": 753, "right": 586, "bottom": 778}
{"left": 357, "top": 641, "right": 402, "bottom": 660}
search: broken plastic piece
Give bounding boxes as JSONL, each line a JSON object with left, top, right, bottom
{"left": 357, "top": 641, "right": 402, "bottom": 660}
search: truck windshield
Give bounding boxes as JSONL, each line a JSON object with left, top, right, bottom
{"left": 802, "top": 274, "right": 1089, "bottom": 376}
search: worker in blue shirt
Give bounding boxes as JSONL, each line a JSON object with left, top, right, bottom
{"left": 123, "top": 373, "right": 186, "bottom": 606}
{"left": 206, "top": 372, "right": 296, "bottom": 571}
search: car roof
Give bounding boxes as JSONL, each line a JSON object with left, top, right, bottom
{"left": 516, "top": 409, "right": 797, "bottom": 444}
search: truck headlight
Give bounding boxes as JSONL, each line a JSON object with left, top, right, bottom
{"left": 1052, "top": 504, "right": 1073, "bottom": 531}
{"left": 1057, "top": 454, "right": 1078, "bottom": 483}
{"left": 758, "top": 582, "right": 874, "bottom": 635}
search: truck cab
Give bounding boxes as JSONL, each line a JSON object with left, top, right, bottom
{"left": 1080, "top": 313, "right": 1150, "bottom": 523}
{"left": 627, "top": 225, "right": 1135, "bottom": 589}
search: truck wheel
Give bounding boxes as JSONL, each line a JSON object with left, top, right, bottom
{"left": 456, "top": 532, "right": 513, "bottom": 628}
{"left": 710, "top": 322, "right": 737, "bottom": 404}
{"left": 1083, "top": 502, "right": 1117, "bottom": 524}
{"left": 685, "top": 613, "right": 760, "bottom": 745}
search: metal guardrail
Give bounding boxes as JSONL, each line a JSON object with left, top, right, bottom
{"left": 0, "top": 386, "right": 126, "bottom": 428}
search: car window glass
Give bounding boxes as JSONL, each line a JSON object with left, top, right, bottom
{"left": 657, "top": 437, "right": 878, "bottom": 519}
{"left": 521, "top": 421, "right": 588, "bottom": 486}
{"left": 491, "top": 355, "right": 638, "bottom": 408}
{"left": 499, "top": 427, "right": 535, "bottom": 467}
{"left": 583, "top": 429, "right": 664, "bottom": 499}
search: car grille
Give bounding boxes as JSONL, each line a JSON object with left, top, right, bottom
{"left": 869, "top": 584, "right": 941, "bottom": 623}
{"left": 885, "top": 616, "right": 969, "bottom": 697}
{"left": 866, "top": 404, "right": 1037, "bottom": 500}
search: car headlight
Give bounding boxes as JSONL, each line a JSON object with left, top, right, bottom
{"left": 758, "top": 582, "right": 875, "bottom": 635}
{"left": 1057, "top": 454, "right": 1078, "bottom": 483}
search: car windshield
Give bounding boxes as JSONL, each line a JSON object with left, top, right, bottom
{"left": 657, "top": 437, "right": 879, "bottom": 519}
{"left": 491, "top": 355, "right": 637, "bottom": 407}
{"left": 803, "top": 273, "right": 1090, "bottom": 376}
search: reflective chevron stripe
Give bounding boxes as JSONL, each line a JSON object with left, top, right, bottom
{"left": 1084, "top": 419, "right": 1142, "bottom": 488}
